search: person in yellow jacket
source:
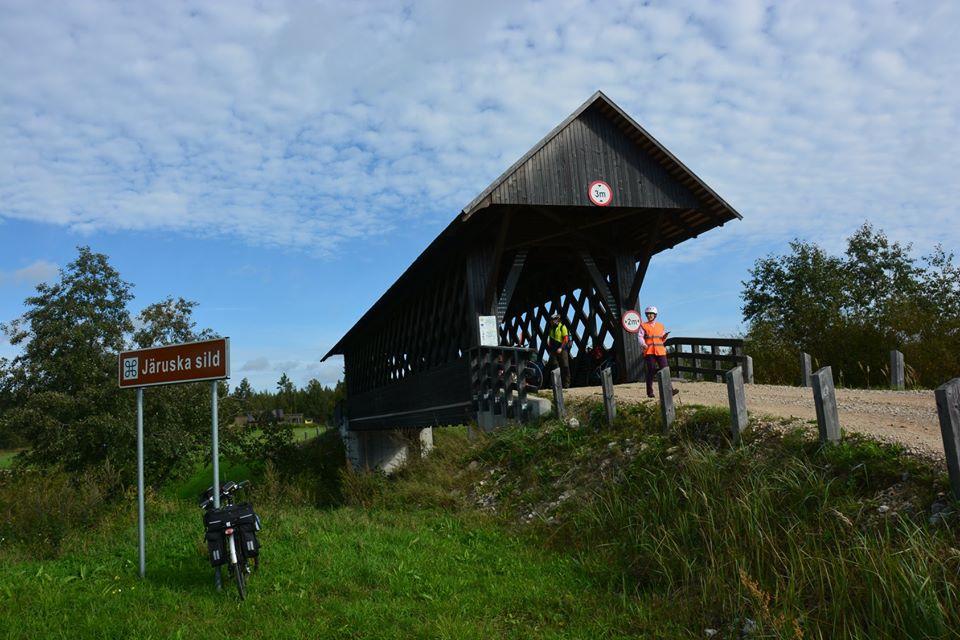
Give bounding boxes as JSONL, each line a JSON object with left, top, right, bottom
{"left": 546, "top": 311, "right": 571, "bottom": 388}
{"left": 640, "top": 306, "right": 671, "bottom": 398}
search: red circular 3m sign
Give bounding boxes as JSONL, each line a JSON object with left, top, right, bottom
{"left": 588, "top": 180, "right": 612, "bottom": 206}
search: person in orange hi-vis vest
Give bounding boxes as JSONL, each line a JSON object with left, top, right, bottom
{"left": 640, "top": 306, "right": 674, "bottom": 398}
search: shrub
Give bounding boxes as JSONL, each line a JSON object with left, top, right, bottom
{"left": 0, "top": 463, "right": 124, "bottom": 558}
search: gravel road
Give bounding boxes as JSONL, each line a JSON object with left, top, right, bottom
{"left": 564, "top": 380, "right": 944, "bottom": 454}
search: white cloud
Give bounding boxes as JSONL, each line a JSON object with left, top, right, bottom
{"left": 0, "top": 0, "right": 957, "bottom": 258}
{"left": 240, "top": 356, "right": 270, "bottom": 372}
{"left": 234, "top": 354, "right": 343, "bottom": 390}
{"left": 0, "top": 260, "right": 59, "bottom": 286}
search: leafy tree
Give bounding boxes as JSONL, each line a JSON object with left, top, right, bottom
{"left": 276, "top": 373, "right": 293, "bottom": 395}
{"left": 0, "top": 247, "right": 134, "bottom": 472}
{"left": 0, "top": 357, "right": 25, "bottom": 448}
{"left": 0, "top": 247, "right": 239, "bottom": 485}
{"left": 742, "top": 240, "right": 846, "bottom": 355}
{"left": 302, "top": 378, "right": 341, "bottom": 423}
{"left": 0, "top": 246, "right": 345, "bottom": 481}
{"left": 742, "top": 224, "right": 960, "bottom": 387}
{"left": 276, "top": 372, "right": 295, "bottom": 413}
{"left": 843, "top": 223, "right": 919, "bottom": 326}
{"left": 232, "top": 377, "right": 253, "bottom": 405}
{"left": 132, "top": 296, "right": 213, "bottom": 348}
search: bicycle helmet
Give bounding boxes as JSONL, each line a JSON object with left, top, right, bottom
{"left": 644, "top": 306, "right": 658, "bottom": 315}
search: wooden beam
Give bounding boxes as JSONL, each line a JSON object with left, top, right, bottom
{"left": 496, "top": 250, "right": 527, "bottom": 322}
{"left": 505, "top": 207, "right": 641, "bottom": 251}
{"left": 613, "top": 252, "right": 645, "bottom": 383}
{"left": 578, "top": 249, "right": 619, "bottom": 320}
{"left": 629, "top": 210, "right": 665, "bottom": 306}
{"left": 483, "top": 208, "right": 513, "bottom": 311}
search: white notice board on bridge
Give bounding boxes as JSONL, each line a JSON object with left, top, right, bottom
{"left": 478, "top": 315, "right": 499, "bottom": 347}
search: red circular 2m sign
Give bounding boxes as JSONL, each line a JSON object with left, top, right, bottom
{"left": 621, "top": 309, "right": 642, "bottom": 334}
{"left": 588, "top": 180, "right": 612, "bottom": 206}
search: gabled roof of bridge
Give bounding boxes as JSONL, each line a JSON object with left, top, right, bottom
{"left": 460, "top": 90, "right": 741, "bottom": 221}
{"left": 323, "top": 91, "right": 741, "bottom": 360}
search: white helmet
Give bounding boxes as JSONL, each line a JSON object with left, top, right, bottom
{"left": 644, "top": 306, "right": 658, "bottom": 315}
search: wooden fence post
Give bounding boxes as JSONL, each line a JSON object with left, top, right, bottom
{"left": 693, "top": 345, "right": 703, "bottom": 381}
{"left": 725, "top": 366, "right": 747, "bottom": 445}
{"left": 935, "top": 378, "right": 960, "bottom": 499}
{"left": 890, "top": 350, "right": 905, "bottom": 390}
{"left": 744, "top": 355, "right": 754, "bottom": 384}
{"left": 657, "top": 367, "right": 675, "bottom": 433}
{"left": 811, "top": 366, "right": 840, "bottom": 444}
{"left": 601, "top": 367, "right": 616, "bottom": 427}
{"left": 551, "top": 368, "right": 565, "bottom": 421}
{"left": 800, "top": 352, "right": 812, "bottom": 388}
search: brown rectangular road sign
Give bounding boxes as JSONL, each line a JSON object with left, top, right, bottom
{"left": 118, "top": 338, "right": 230, "bottom": 388}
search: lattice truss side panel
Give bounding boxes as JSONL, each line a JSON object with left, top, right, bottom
{"left": 345, "top": 266, "right": 472, "bottom": 395}
{"left": 502, "top": 284, "right": 618, "bottom": 360}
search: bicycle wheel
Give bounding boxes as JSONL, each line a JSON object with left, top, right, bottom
{"left": 233, "top": 560, "right": 246, "bottom": 600}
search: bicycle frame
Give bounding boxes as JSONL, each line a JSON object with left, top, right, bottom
{"left": 226, "top": 528, "right": 238, "bottom": 566}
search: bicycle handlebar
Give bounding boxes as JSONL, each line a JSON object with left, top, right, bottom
{"left": 198, "top": 479, "right": 253, "bottom": 509}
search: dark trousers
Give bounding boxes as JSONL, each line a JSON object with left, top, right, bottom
{"left": 548, "top": 349, "right": 571, "bottom": 388}
{"left": 645, "top": 354, "right": 669, "bottom": 396}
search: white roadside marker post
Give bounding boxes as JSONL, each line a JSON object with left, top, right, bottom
{"left": 890, "top": 350, "right": 905, "bottom": 390}
{"left": 657, "top": 367, "right": 675, "bottom": 433}
{"left": 935, "top": 378, "right": 960, "bottom": 499}
{"left": 812, "top": 366, "right": 841, "bottom": 444}
{"left": 800, "top": 352, "right": 812, "bottom": 388}
{"left": 725, "top": 366, "right": 747, "bottom": 446}
{"left": 601, "top": 366, "right": 616, "bottom": 426}
{"left": 552, "top": 368, "right": 565, "bottom": 421}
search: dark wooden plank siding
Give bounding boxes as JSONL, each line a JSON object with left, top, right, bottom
{"left": 346, "top": 359, "right": 473, "bottom": 430}
{"left": 490, "top": 105, "right": 699, "bottom": 210}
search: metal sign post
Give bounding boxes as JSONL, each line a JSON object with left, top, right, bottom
{"left": 118, "top": 338, "right": 230, "bottom": 580}
{"left": 211, "top": 379, "right": 222, "bottom": 590}
{"left": 211, "top": 380, "right": 220, "bottom": 507}
{"left": 136, "top": 387, "right": 145, "bottom": 578}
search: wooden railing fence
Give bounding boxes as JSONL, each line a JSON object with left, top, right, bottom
{"left": 665, "top": 337, "right": 748, "bottom": 383}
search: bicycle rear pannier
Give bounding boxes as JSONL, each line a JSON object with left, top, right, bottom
{"left": 234, "top": 503, "right": 261, "bottom": 557}
{"left": 205, "top": 529, "right": 227, "bottom": 566}
{"left": 238, "top": 526, "right": 260, "bottom": 558}
{"left": 204, "top": 502, "right": 257, "bottom": 529}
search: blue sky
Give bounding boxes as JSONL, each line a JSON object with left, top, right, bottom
{"left": 1, "top": 1, "right": 957, "bottom": 391}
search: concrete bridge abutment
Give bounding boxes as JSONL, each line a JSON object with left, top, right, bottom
{"left": 339, "top": 420, "right": 433, "bottom": 474}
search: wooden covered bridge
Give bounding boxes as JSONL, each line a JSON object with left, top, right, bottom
{"left": 323, "top": 91, "right": 741, "bottom": 438}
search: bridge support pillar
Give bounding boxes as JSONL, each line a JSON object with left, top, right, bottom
{"left": 339, "top": 418, "right": 433, "bottom": 473}
{"left": 613, "top": 253, "right": 644, "bottom": 384}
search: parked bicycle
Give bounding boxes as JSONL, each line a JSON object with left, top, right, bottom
{"left": 587, "top": 343, "right": 618, "bottom": 385}
{"left": 522, "top": 357, "right": 545, "bottom": 391}
{"left": 199, "top": 480, "right": 261, "bottom": 600}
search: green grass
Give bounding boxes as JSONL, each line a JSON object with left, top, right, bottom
{"left": 291, "top": 425, "right": 326, "bottom": 441}
{"left": 456, "top": 403, "right": 960, "bottom": 638}
{"left": 0, "top": 450, "right": 24, "bottom": 469}
{"left": 4, "top": 402, "right": 960, "bottom": 638}
{"left": 0, "top": 499, "right": 651, "bottom": 639}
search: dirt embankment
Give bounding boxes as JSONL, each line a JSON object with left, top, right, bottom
{"left": 564, "top": 380, "right": 943, "bottom": 454}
